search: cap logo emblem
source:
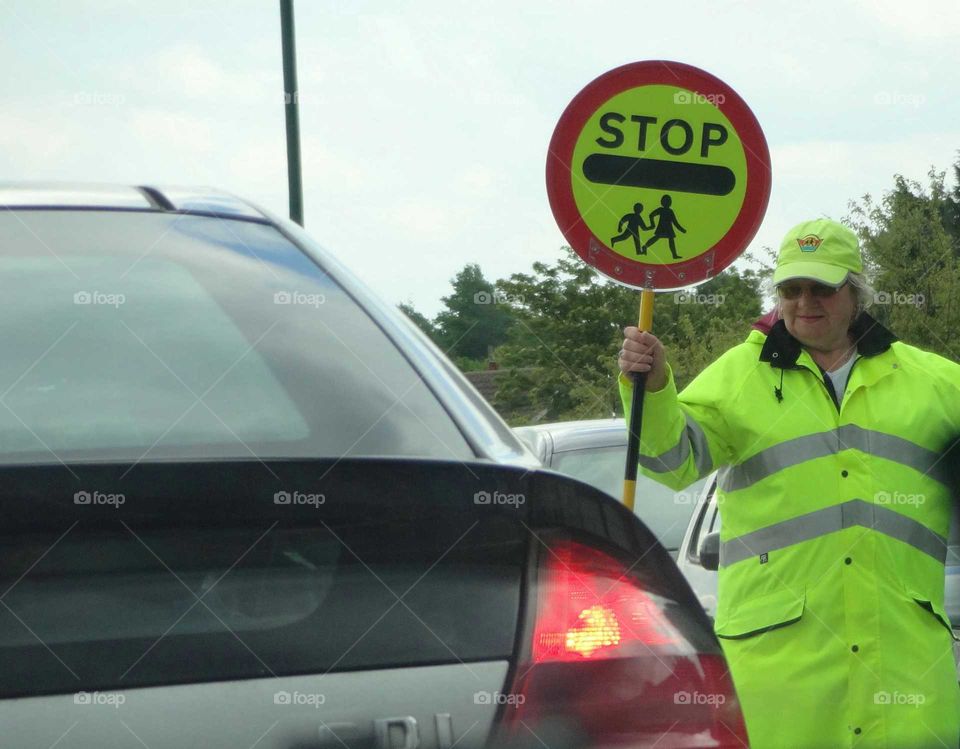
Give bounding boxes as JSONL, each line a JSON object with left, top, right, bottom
{"left": 797, "top": 234, "right": 822, "bottom": 253}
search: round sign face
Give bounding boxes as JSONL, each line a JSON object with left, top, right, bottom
{"left": 546, "top": 61, "right": 771, "bottom": 289}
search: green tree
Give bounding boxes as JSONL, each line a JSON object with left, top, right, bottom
{"left": 847, "top": 162, "right": 960, "bottom": 359}
{"left": 657, "top": 266, "right": 765, "bottom": 388}
{"left": 492, "top": 249, "right": 763, "bottom": 424}
{"left": 434, "top": 264, "right": 515, "bottom": 361}
{"left": 398, "top": 302, "right": 440, "bottom": 343}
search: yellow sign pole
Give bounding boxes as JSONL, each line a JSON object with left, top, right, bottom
{"left": 622, "top": 288, "right": 655, "bottom": 511}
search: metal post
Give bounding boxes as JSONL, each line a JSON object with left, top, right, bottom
{"left": 280, "top": 0, "right": 304, "bottom": 226}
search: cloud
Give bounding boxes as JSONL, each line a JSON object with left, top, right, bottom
{"left": 771, "top": 134, "right": 960, "bottom": 188}
{"left": 128, "top": 108, "right": 215, "bottom": 156}
{"left": 385, "top": 197, "right": 459, "bottom": 240}
{"left": 456, "top": 165, "right": 500, "bottom": 197}
{"left": 155, "top": 44, "right": 239, "bottom": 99}
{"left": 356, "top": 14, "right": 435, "bottom": 80}
{"left": 112, "top": 43, "right": 278, "bottom": 107}
{"left": 300, "top": 136, "right": 370, "bottom": 194}
{"left": 0, "top": 111, "right": 72, "bottom": 166}
{"left": 849, "top": 0, "right": 960, "bottom": 41}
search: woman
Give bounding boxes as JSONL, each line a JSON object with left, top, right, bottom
{"left": 618, "top": 218, "right": 960, "bottom": 748}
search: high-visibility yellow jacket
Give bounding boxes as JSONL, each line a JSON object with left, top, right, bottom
{"left": 620, "top": 313, "right": 960, "bottom": 748}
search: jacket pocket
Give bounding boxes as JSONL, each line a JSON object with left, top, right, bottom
{"left": 908, "top": 590, "right": 959, "bottom": 642}
{"left": 715, "top": 588, "right": 805, "bottom": 639}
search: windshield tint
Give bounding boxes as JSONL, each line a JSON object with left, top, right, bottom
{"left": 0, "top": 210, "right": 472, "bottom": 463}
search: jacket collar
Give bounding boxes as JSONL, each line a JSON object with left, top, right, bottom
{"left": 759, "top": 311, "right": 897, "bottom": 369}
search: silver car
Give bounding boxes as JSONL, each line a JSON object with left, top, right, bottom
{"left": 0, "top": 183, "right": 749, "bottom": 748}
{"left": 513, "top": 419, "right": 707, "bottom": 556}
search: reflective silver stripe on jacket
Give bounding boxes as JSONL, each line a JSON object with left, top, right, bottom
{"left": 720, "top": 498, "right": 947, "bottom": 567}
{"left": 639, "top": 413, "right": 713, "bottom": 477}
{"left": 719, "top": 424, "right": 943, "bottom": 493}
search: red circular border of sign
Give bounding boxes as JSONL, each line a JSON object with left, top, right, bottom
{"left": 546, "top": 60, "right": 771, "bottom": 290}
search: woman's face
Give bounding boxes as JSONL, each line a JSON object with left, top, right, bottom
{"left": 778, "top": 280, "right": 858, "bottom": 353}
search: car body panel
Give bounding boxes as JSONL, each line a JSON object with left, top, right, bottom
{"left": 0, "top": 662, "right": 509, "bottom": 749}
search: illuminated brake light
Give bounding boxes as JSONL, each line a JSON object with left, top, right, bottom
{"left": 565, "top": 604, "right": 621, "bottom": 657}
{"left": 532, "top": 540, "right": 681, "bottom": 663}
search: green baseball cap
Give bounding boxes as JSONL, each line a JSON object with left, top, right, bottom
{"left": 773, "top": 219, "right": 863, "bottom": 287}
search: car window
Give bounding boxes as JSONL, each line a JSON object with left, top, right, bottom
{"left": 709, "top": 496, "right": 721, "bottom": 532}
{"left": 684, "top": 483, "right": 720, "bottom": 564}
{"left": 552, "top": 446, "right": 623, "bottom": 497}
{"left": 551, "top": 446, "right": 706, "bottom": 549}
{"left": 0, "top": 211, "right": 473, "bottom": 463}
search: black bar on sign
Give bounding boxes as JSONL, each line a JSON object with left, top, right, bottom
{"left": 582, "top": 154, "right": 736, "bottom": 196}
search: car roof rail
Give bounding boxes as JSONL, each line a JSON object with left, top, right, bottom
{"left": 0, "top": 181, "right": 270, "bottom": 222}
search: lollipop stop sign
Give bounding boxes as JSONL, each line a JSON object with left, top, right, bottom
{"left": 545, "top": 60, "right": 771, "bottom": 508}
{"left": 547, "top": 60, "right": 770, "bottom": 290}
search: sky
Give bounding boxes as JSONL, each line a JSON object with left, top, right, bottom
{"left": 2, "top": 0, "right": 958, "bottom": 317}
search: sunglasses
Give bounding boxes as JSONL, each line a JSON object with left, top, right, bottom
{"left": 776, "top": 281, "right": 847, "bottom": 300}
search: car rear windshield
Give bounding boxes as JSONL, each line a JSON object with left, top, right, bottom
{"left": 0, "top": 210, "right": 472, "bottom": 463}
{"left": 552, "top": 446, "right": 706, "bottom": 549}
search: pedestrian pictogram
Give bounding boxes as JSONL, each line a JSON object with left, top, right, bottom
{"left": 610, "top": 195, "right": 687, "bottom": 258}
{"left": 642, "top": 194, "right": 685, "bottom": 259}
{"left": 610, "top": 203, "right": 649, "bottom": 253}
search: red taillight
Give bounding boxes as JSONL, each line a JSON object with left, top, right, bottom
{"left": 531, "top": 542, "right": 680, "bottom": 663}
{"left": 497, "top": 540, "right": 749, "bottom": 748}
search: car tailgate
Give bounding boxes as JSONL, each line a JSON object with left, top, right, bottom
{"left": 0, "top": 458, "right": 739, "bottom": 747}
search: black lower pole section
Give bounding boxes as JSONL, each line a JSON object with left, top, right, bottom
{"left": 624, "top": 371, "right": 647, "bottom": 484}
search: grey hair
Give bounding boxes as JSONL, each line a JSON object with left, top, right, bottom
{"left": 766, "top": 271, "right": 874, "bottom": 319}
{"left": 845, "top": 272, "right": 874, "bottom": 315}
